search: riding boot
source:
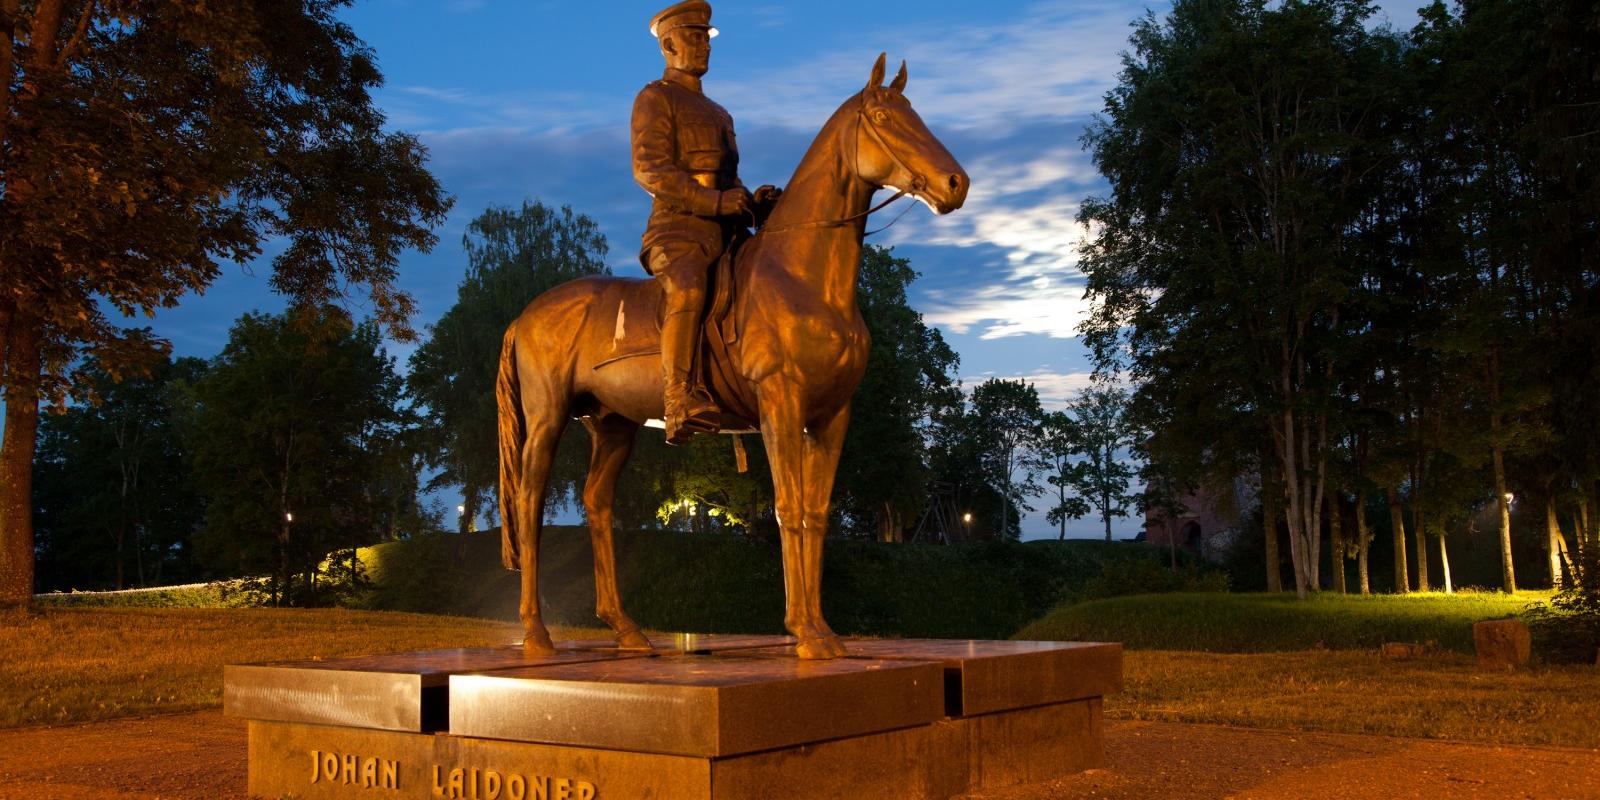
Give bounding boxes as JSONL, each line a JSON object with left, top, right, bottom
{"left": 661, "top": 308, "right": 719, "bottom": 445}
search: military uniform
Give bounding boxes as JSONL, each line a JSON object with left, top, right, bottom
{"left": 633, "top": 0, "right": 772, "bottom": 444}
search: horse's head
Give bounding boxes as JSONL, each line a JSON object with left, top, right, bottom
{"left": 853, "top": 53, "right": 969, "bottom": 215}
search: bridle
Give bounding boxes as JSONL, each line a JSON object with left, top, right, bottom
{"left": 760, "top": 94, "right": 929, "bottom": 237}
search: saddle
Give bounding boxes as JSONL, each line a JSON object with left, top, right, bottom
{"left": 597, "top": 232, "right": 758, "bottom": 434}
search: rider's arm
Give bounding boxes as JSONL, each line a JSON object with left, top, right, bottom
{"left": 631, "top": 86, "right": 724, "bottom": 217}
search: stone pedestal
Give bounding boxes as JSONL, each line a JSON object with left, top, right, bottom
{"left": 226, "top": 635, "right": 1121, "bottom": 800}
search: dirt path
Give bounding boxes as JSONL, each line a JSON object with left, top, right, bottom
{"left": 1, "top": 712, "right": 1596, "bottom": 799}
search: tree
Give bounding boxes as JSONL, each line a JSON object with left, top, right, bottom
{"left": 833, "top": 246, "right": 961, "bottom": 541}
{"left": 0, "top": 1, "right": 451, "bottom": 606}
{"left": 1066, "top": 387, "right": 1136, "bottom": 542}
{"left": 407, "top": 202, "right": 609, "bottom": 531}
{"left": 1036, "top": 411, "right": 1089, "bottom": 541}
{"left": 1079, "top": 0, "right": 1404, "bottom": 598}
{"left": 32, "top": 354, "right": 207, "bottom": 591}
{"left": 968, "top": 378, "right": 1045, "bottom": 541}
{"left": 187, "top": 309, "right": 418, "bottom": 606}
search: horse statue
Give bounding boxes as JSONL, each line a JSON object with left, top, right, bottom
{"left": 496, "top": 54, "right": 969, "bottom": 660}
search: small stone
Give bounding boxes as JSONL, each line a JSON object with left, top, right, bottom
{"left": 1381, "top": 642, "right": 1426, "bottom": 660}
{"left": 1472, "top": 618, "right": 1531, "bottom": 671}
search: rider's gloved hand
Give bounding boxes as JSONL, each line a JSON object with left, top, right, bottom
{"left": 717, "top": 188, "right": 755, "bottom": 219}
{"left": 753, "top": 185, "right": 783, "bottom": 207}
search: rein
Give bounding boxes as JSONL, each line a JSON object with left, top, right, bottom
{"left": 760, "top": 97, "right": 927, "bottom": 238}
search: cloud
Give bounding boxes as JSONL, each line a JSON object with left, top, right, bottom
{"left": 712, "top": 0, "right": 1138, "bottom": 134}
{"left": 963, "top": 370, "right": 1095, "bottom": 410}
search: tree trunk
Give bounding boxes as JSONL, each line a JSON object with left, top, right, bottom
{"left": 1263, "top": 477, "right": 1283, "bottom": 594}
{"left": 1329, "top": 493, "right": 1346, "bottom": 594}
{"left": 1411, "top": 464, "right": 1429, "bottom": 590}
{"left": 1547, "top": 498, "right": 1569, "bottom": 589}
{"left": 1438, "top": 526, "right": 1454, "bottom": 594}
{"left": 1388, "top": 486, "right": 1409, "bottom": 593}
{"left": 1355, "top": 491, "right": 1371, "bottom": 595}
{"left": 1491, "top": 440, "right": 1515, "bottom": 593}
{"left": 0, "top": 312, "right": 42, "bottom": 608}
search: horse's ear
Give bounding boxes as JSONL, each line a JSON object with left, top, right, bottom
{"left": 889, "top": 60, "right": 908, "bottom": 93}
{"left": 867, "top": 52, "right": 887, "bottom": 90}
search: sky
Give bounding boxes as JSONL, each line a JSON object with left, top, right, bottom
{"left": 137, "top": 0, "right": 1433, "bottom": 540}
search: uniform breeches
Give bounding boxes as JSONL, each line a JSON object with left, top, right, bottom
{"left": 648, "top": 241, "right": 717, "bottom": 319}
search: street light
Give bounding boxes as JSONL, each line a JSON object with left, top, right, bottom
{"left": 284, "top": 512, "right": 293, "bottom": 523}
{"left": 962, "top": 512, "right": 972, "bottom": 538}
{"left": 457, "top": 505, "right": 466, "bottom": 515}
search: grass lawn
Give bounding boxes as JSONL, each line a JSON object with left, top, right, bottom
{"left": 1114, "top": 649, "right": 1600, "bottom": 749}
{"left": 1017, "top": 590, "right": 1551, "bottom": 653}
{"left": 0, "top": 606, "right": 602, "bottom": 729}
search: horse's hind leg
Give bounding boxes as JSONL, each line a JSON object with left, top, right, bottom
{"left": 581, "top": 413, "right": 651, "bottom": 650}
{"left": 517, "top": 415, "right": 566, "bottom": 656}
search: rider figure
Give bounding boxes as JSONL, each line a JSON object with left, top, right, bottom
{"left": 632, "top": 0, "right": 779, "bottom": 445}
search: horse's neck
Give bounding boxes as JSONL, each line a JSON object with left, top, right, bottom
{"left": 757, "top": 109, "right": 876, "bottom": 314}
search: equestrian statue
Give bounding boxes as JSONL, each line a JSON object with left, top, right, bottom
{"left": 497, "top": 0, "right": 969, "bottom": 660}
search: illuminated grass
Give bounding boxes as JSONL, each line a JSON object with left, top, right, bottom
{"left": 1115, "top": 649, "right": 1600, "bottom": 748}
{"left": 0, "top": 606, "right": 602, "bottom": 729}
{"left": 1016, "top": 591, "right": 1551, "bottom": 653}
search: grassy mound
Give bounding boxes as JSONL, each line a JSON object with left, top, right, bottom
{"left": 1015, "top": 590, "right": 1549, "bottom": 654}
{"left": 357, "top": 527, "right": 1219, "bottom": 639}
{"left": 0, "top": 606, "right": 564, "bottom": 729}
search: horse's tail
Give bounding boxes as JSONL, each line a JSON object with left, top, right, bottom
{"left": 496, "top": 327, "right": 524, "bottom": 571}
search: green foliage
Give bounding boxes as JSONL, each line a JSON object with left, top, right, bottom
{"left": 407, "top": 201, "right": 609, "bottom": 527}
{"left": 1, "top": 0, "right": 450, "bottom": 606}
{"left": 356, "top": 527, "right": 1207, "bottom": 639}
{"left": 1527, "top": 544, "right": 1600, "bottom": 664}
{"left": 1063, "top": 387, "right": 1136, "bottom": 542}
{"left": 187, "top": 308, "right": 425, "bottom": 605}
{"left": 959, "top": 378, "right": 1046, "bottom": 540}
{"left": 1017, "top": 590, "right": 1549, "bottom": 654}
{"left": 833, "top": 246, "right": 962, "bottom": 540}
{"left": 32, "top": 356, "right": 208, "bottom": 591}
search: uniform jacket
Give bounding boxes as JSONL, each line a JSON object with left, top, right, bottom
{"left": 631, "top": 68, "right": 745, "bottom": 269}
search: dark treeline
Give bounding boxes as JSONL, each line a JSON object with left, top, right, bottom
{"left": 1079, "top": 0, "right": 1600, "bottom": 598}
{"left": 31, "top": 202, "right": 1135, "bottom": 601}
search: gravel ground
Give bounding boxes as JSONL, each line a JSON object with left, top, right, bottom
{"left": 1, "top": 712, "right": 1596, "bottom": 799}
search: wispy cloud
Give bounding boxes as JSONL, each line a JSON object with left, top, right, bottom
{"left": 960, "top": 370, "right": 1095, "bottom": 410}
{"left": 714, "top": 0, "right": 1138, "bottom": 133}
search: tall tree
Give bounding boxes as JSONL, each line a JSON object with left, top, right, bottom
{"left": 32, "top": 354, "right": 207, "bottom": 591}
{"left": 968, "top": 378, "right": 1045, "bottom": 541}
{"left": 187, "top": 309, "right": 418, "bottom": 606}
{"left": 407, "top": 202, "right": 609, "bottom": 530}
{"left": 1066, "top": 387, "right": 1136, "bottom": 542}
{"left": 1036, "top": 411, "right": 1089, "bottom": 541}
{"left": 1079, "top": 0, "right": 1404, "bottom": 597}
{"left": 0, "top": 1, "right": 451, "bottom": 606}
{"left": 834, "top": 246, "right": 961, "bottom": 541}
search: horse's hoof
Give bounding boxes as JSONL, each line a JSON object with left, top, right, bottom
{"left": 795, "top": 638, "right": 835, "bottom": 660}
{"left": 825, "top": 634, "right": 849, "bottom": 658}
{"left": 523, "top": 631, "right": 557, "bottom": 657}
{"left": 616, "top": 628, "right": 653, "bottom": 651}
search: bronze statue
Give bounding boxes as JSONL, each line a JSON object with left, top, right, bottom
{"left": 497, "top": 2, "right": 969, "bottom": 660}
{"left": 632, "top": 0, "right": 781, "bottom": 445}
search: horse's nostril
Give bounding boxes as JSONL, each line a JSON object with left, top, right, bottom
{"left": 948, "top": 174, "right": 961, "bottom": 191}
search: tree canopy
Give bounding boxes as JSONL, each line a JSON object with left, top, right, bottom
{"left": 0, "top": 0, "right": 451, "bottom": 606}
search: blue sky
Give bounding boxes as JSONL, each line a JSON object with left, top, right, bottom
{"left": 141, "top": 0, "right": 1433, "bottom": 539}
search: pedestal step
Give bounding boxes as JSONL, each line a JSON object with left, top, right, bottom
{"left": 227, "top": 637, "right": 1121, "bottom": 800}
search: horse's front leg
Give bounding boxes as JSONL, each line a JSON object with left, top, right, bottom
{"left": 757, "top": 378, "right": 832, "bottom": 659}
{"left": 801, "top": 403, "right": 850, "bottom": 657}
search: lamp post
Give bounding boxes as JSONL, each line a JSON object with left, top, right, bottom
{"left": 963, "top": 512, "right": 972, "bottom": 540}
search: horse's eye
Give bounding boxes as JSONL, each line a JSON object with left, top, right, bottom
{"left": 872, "top": 110, "right": 889, "bottom": 124}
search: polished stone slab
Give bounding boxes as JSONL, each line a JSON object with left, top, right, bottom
{"left": 449, "top": 653, "right": 944, "bottom": 757}
{"left": 245, "top": 697, "right": 1104, "bottom": 800}
{"left": 751, "top": 638, "right": 1124, "bottom": 716}
{"left": 224, "top": 645, "right": 652, "bottom": 733}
